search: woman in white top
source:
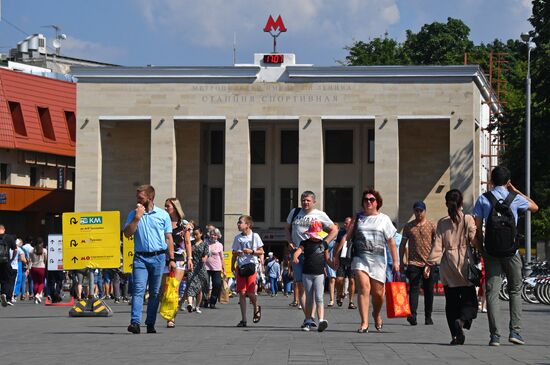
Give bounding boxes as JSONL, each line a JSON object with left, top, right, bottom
{"left": 29, "top": 238, "right": 47, "bottom": 303}
{"left": 335, "top": 189, "right": 399, "bottom": 333}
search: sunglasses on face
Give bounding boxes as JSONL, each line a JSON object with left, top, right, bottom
{"left": 237, "top": 221, "right": 244, "bottom": 224}
{"left": 363, "top": 197, "right": 377, "bottom": 203}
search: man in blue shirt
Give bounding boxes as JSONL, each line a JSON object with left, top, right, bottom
{"left": 473, "top": 166, "right": 538, "bottom": 346}
{"left": 124, "top": 185, "right": 178, "bottom": 334}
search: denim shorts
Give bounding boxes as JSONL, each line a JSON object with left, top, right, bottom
{"left": 291, "top": 253, "right": 305, "bottom": 283}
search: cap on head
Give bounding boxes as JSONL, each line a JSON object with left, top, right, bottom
{"left": 413, "top": 201, "right": 426, "bottom": 211}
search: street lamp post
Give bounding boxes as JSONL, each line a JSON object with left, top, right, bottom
{"left": 521, "top": 32, "right": 535, "bottom": 264}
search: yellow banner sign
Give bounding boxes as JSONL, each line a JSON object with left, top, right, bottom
{"left": 63, "top": 211, "right": 121, "bottom": 270}
{"left": 223, "top": 251, "right": 234, "bottom": 278}
{"left": 122, "top": 234, "right": 135, "bottom": 273}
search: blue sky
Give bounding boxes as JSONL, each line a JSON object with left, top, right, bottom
{"left": 0, "top": 0, "right": 533, "bottom": 66}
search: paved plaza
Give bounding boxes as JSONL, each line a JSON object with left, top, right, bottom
{"left": 1, "top": 294, "right": 549, "bottom": 365}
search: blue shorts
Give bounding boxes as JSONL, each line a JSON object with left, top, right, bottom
{"left": 291, "top": 253, "right": 304, "bottom": 283}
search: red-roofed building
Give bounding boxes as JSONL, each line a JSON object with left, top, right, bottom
{"left": 0, "top": 66, "right": 75, "bottom": 239}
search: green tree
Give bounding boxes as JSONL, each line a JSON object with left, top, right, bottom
{"left": 342, "top": 33, "right": 406, "bottom": 66}
{"left": 528, "top": 0, "right": 550, "bottom": 240}
{"left": 402, "top": 17, "right": 474, "bottom": 64}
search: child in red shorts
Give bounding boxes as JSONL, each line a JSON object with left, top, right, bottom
{"left": 231, "top": 215, "right": 264, "bottom": 327}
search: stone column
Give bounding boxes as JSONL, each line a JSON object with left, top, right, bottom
{"left": 224, "top": 116, "right": 250, "bottom": 241}
{"left": 75, "top": 116, "right": 102, "bottom": 212}
{"left": 150, "top": 116, "right": 176, "bottom": 204}
{"left": 450, "top": 111, "right": 475, "bottom": 211}
{"left": 374, "top": 116, "right": 399, "bottom": 223}
{"left": 298, "top": 116, "right": 324, "bottom": 209}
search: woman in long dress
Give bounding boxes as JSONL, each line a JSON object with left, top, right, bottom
{"left": 185, "top": 227, "right": 209, "bottom": 313}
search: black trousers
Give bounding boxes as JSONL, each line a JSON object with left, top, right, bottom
{"left": 0, "top": 263, "right": 11, "bottom": 296}
{"left": 207, "top": 270, "right": 222, "bottom": 305}
{"left": 443, "top": 285, "right": 478, "bottom": 338}
{"left": 46, "top": 271, "right": 64, "bottom": 299}
{"left": 406, "top": 265, "right": 434, "bottom": 319}
{"left": 1, "top": 267, "right": 17, "bottom": 299}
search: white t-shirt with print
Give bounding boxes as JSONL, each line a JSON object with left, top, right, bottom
{"left": 286, "top": 208, "right": 334, "bottom": 246}
{"left": 232, "top": 232, "right": 264, "bottom": 267}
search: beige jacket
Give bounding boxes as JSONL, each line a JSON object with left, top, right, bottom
{"left": 427, "top": 212, "right": 477, "bottom": 288}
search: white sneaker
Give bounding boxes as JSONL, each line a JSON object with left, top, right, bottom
{"left": 195, "top": 308, "right": 202, "bottom": 314}
{"left": 6, "top": 301, "right": 14, "bottom": 306}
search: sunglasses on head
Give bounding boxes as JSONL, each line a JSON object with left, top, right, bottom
{"left": 363, "top": 197, "right": 376, "bottom": 203}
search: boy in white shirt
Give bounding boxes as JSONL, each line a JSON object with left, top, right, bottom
{"left": 231, "top": 215, "right": 264, "bottom": 327}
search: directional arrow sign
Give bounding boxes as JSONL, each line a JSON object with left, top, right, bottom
{"left": 70, "top": 217, "right": 78, "bottom": 225}
{"left": 50, "top": 259, "right": 54, "bottom": 263}
{"left": 128, "top": 252, "right": 133, "bottom": 257}
{"left": 71, "top": 256, "right": 78, "bottom": 263}
{"left": 70, "top": 240, "right": 78, "bottom": 248}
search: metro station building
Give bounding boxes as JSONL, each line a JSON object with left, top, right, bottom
{"left": 73, "top": 53, "right": 500, "bottom": 248}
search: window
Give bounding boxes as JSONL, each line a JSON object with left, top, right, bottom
{"left": 280, "top": 188, "right": 299, "bottom": 222}
{"left": 0, "top": 163, "right": 8, "bottom": 184}
{"left": 8, "top": 101, "right": 27, "bottom": 136}
{"left": 368, "top": 129, "right": 375, "bottom": 163}
{"left": 250, "top": 130, "right": 266, "bottom": 164}
{"left": 280, "top": 130, "right": 298, "bottom": 164}
{"left": 325, "top": 187, "right": 353, "bottom": 223}
{"left": 37, "top": 107, "right": 55, "bottom": 140}
{"left": 210, "top": 130, "right": 224, "bottom": 164}
{"left": 64, "top": 111, "right": 76, "bottom": 143}
{"left": 210, "top": 188, "right": 223, "bottom": 222}
{"left": 30, "top": 166, "right": 38, "bottom": 186}
{"left": 250, "top": 188, "right": 265, "bottom": 222}
{"left": 325, "top": 130, "right": 353, "bottom": 163}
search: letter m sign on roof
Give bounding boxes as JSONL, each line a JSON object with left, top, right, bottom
{"left": 263, "top": 15, "right": 287, "bottom": 53}
{"left": 264, "top": 15, "right": 287, "bottom": 35}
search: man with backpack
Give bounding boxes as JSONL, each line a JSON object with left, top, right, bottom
{"left": 473, "top": 166, "right": 538, "bottom": 346}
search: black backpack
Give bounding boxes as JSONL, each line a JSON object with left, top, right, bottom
{"left": 483, "top": 191, "right": 518, "bottom": 257}
{"left": 0, "top": 234, "right": 15, "bottom": 265}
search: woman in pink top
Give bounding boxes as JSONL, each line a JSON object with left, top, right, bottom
{"left": 29, "top": 238, "right": 47, "bottom": 304}
{"left": 205, "top": 228, "right": 225, "bottom": 309}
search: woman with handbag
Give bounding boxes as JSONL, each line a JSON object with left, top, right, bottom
{"left": 334, "top": 189, "right": 399, "bottom": 333}
{"left": 162, "top": 198, "right": 192, "bottom": 328}
{"left": 425, "top": 189, "right": 480, "bottom": 345}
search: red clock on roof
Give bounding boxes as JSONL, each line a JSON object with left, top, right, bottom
{"left": 263, "top": 54, "right": 285, "bottom": 64}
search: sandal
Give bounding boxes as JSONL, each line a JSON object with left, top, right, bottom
{"left": 357, "top": 327, "right": 369, "bottom": 333}
{"left": 253, "top": 305, "right": 262, "bottom": 323}
{"left": 289, "top": 301, "right": 298, "bottom": 307}
{"left": 337, "top": 298, "right": 343, "bottom": 307}
{"left": 328, "top": 301, "right": 334, "bottom": 307}
{"left": 373, "top": 313, "right": 383, "bottom": 331}
{"left": 236, "top": 320, "right": 247, "bottom": 327}
{"left": 167, "top": 320, "right": 175, "bottom": 328}
{"left": 348, "top": 302, "right": 357, "bottom": 309}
